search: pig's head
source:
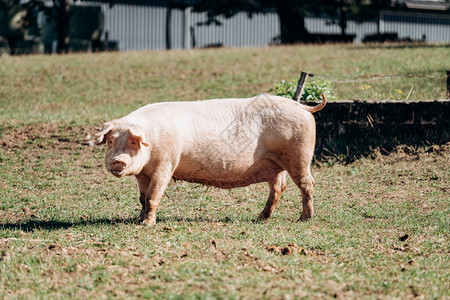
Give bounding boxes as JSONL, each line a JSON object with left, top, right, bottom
{"left": 95, "top": 121, "right": 150, "bottom": 178}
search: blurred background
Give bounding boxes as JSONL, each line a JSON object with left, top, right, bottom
{"left": 0, "top": 0, "right": 449, "bottom": 55}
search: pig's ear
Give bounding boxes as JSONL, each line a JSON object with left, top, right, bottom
{"left": 128, "top": 126, "right": 149, "bottom": 147}
{"left": 95, "top": 122, "right": 113, "bottom": 145}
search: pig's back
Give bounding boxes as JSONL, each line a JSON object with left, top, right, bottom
{"left": 125, "top": 95, "right": 315, "bottom": 153}
{"left": 130, "top": 95, "right": 312, "bottom": 135}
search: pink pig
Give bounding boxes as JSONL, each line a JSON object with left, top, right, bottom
{"left": 96, "top": 94, "right": 326, "bottom": 225}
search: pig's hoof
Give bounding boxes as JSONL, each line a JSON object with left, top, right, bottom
{"left": 255, "top": 212, "right": 270, "bottom": 223}
{"left": 254, "top": 217, "right": 267, "bottom": 223}
{"left": 137, "top": 211, "right": 145, "bottom": 223}
{"left": 141, "top": 217, "right": 156, "bottom": 226}
{"left": 298, "top": 211, "right": 313, "bottom": 222}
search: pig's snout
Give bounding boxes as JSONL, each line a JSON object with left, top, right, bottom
{"left": 112, "top": 158, "right": 127, "bottom": 170}
{"left": 109, "top": 156, "right": 130, "bottom": 177}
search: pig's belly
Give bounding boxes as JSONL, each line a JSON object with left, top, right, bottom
{"left": 172, "top": 158, "right": 283, "bottom": 189}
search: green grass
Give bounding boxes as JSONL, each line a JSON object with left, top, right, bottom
{"left": 0, "top": 44, "right": 449, "bottom": 299}
{"left": 1, "top": 44, "right": 448, "bottom": 124}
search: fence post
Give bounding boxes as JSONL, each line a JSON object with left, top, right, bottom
{"left": 166, "top": 7, "right": 172, "bottom": 50}
{"left": 379, "top": 10, "right": 385, "bottom": 33}
{"left": 184, "top": 6, "right": 192, "bottom": 50}
{"left": 294, "top": 72, "right": 314, "bottom": 102}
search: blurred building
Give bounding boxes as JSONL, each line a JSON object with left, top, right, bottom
{"left": 0, "top": 0, "right": 449, "bottom": 53}
{"left": 82, "top": 0, "right": 450, "bottom": 50}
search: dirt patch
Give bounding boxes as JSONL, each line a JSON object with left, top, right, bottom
{"left": 265, "top": 243, "right": 326, "bottom": 257}
{"left": 0, "top": 123, "right": 105, "bottom": 181}
{"left": 0, "top": 123, "right": 98, "bottom": 154}
{"left": 0, "top": 207, "right": 39, "bottom": 224}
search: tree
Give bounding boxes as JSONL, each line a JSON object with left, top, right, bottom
{"left": 54, "top": 0, "right": 70, "bottom": 53}
{"left": 192, "top": 0, "right": 394, "bottom": 44}
{"left": 274, "top": 0, "right": 312, "bottom": 43}
{"left": 192, "top": 0, "right": 315, "bottom": 43}
{"left": 320, "top": 0, "right": 396, "bottom": 36}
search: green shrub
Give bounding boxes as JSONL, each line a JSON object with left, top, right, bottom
{"left": 269, "top": 78, "right": 335, "bottom": 100}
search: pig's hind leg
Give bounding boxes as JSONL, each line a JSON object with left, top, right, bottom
{"left": 284, "top": 148, "right": 316, "bottom": 221}
{"left": 257, "top": 171, "right": 287, "bottom": 221}
{"left": 287, "top": 166, "right": 315, "bottom": 221}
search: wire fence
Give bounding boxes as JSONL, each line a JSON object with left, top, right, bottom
{"left": 315, "top": 73, "right": 447, "bottom": 84}
{"left": 294, "top": 71, "right": 450, "bottom": 100}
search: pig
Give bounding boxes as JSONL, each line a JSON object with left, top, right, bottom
{"left": 96, "top": 93, "right": 326, "bottom": 225}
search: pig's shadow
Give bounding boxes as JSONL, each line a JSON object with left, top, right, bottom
{"left": 0, "top": 217, "right": 137, "bottom": 232}
{"left": 1, "top": 215, "right": 248, "bottom": 232}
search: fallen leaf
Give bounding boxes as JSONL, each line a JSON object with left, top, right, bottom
{"left": 163, "top": 226, "right": 174, "bottom": 232}
{"left": 265, "top": 245, "right": 279, "bottom": 253}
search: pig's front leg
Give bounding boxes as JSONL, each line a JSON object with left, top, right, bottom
{"left": 141, "top": 167, "right": 173, "bottom": 226}
{"left": 135, "top": 174, "right": 150, "bottom": 222}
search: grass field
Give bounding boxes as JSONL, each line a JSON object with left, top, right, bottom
{"left": 1, "top": 44, "right": 449, "bottom": 124}
{"left": 0, "top": 44, "right": 449, "bottom": 299}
